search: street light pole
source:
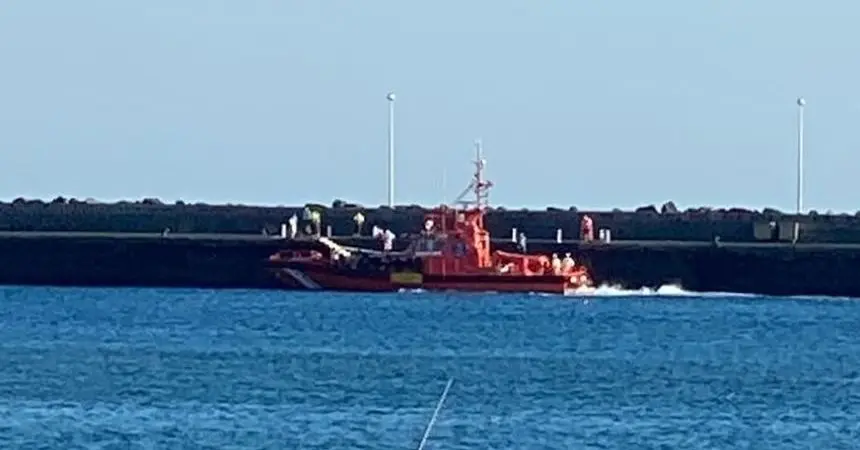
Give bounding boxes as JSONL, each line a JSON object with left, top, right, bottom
{"left": 793, "top": 97, "right": 806, "bottom": 244}
{"left": 796, "top": 97, "right": 805, "bottom": 215}
{"left": 386, "top": 92, "right": 396, "bottom": 208}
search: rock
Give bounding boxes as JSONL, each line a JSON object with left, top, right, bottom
{"left": 660, "top": 201, "right": 679, "bottom": 214}
{"left": 635, "top": 205, "right": 659, "bottom": 215}
{"left": 141, "top": 198, "right": 163, "bottom": 206}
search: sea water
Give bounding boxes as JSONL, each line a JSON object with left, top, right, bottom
{"left": 0, "top": 286, "right": 857, "bottom": 449}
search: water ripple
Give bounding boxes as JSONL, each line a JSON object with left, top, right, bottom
{"left": 0, "top": 286, "right": 858, "bottom": 449}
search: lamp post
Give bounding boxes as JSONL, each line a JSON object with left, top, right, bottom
{"left": 386, "top": 92, "right": 396, "bottom": 208}
{"left": 793, "top": 97, "right": 806, "bottom": 244}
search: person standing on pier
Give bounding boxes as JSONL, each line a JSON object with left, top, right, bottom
{"left": 310, "top": 210, "right": 322, "bottom": 237}
{"left": 288, "top": 214, "right": 298, "bottom": 239}
{"left": 300, "top": 207, "right": 312, "bottom": 236}
{"left": 353, "top": 212, "right": 365, "bottom": 236}
{"left": 768, "top": 221, "right": 780, "bottom": 242}
{"left": 580, "top": 215, "right": 594, "bottom": 241}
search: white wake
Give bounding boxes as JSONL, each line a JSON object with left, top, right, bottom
{"left": 567, "top": 283, "right": 753, "bottom": 298}
{"left": 397, "top": 284, "right": 751, "bottom": 298}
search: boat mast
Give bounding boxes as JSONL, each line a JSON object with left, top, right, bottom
{"left": 454, "top": 139, "right": 493, "bottom": 210}
{"left": 473, "top": 139, "right": 491, "bottom": 210}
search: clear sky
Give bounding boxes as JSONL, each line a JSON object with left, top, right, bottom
{"left": 1, "top": 1, "right": 857, "bottom": 212}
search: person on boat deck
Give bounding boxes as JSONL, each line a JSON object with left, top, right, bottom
{"left": 551, "top": 253, "right": 562, "bottom": 275}
{"left": 372, "top": 226, "right": 384, "bottom": 250}
{"left": 517, "top": 232, "right": 527, "bottom": 253}
{"left": 383, "top": 229, "right": 395, "bottom": 252}
{"left": 562, "top": 253, "right": 575, "bottom": 271}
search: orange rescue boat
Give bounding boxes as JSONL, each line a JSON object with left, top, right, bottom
{"left": 267, "top": 145, "right": 592, "bottom": 295}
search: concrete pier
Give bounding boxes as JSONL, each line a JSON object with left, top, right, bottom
{"left": 0, "top": 231, "right": 857, "bottom": 297}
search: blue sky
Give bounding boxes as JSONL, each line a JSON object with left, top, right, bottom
{"left": 1, "top": 1, "right": 857, "bottom": 212}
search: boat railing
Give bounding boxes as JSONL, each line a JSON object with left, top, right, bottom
{"left": 318, "top": 236, "right": 352, "bottom": 259}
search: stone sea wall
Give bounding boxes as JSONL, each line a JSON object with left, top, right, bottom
{"left": 3, "top": 198, "right": 860, "bottom": 243}
{"left": 0, "top": 233, "right": 858, "bottom": 297}
{"left": 0, "top": 234, "right": 284, "bottom": 289}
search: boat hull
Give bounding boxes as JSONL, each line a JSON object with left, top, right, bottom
{"left": 270, "top": 262, "right": 588, "bottom": 295}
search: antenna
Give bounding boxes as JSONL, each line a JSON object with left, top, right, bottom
{"left": 441, "top": 168, "right": 447, "bottom": 208}
{"left": 453, "top": 139, "right": 493, "bottom": 209}
{"left": 416, "top": 377, "right": 454, "bottom": 450}
{"left": 473, "top": 139, "right": 489, "bottom": 209}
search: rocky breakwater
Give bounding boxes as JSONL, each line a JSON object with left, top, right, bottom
{"left": 4, "top": 197, "right": 860, "bottom": 244}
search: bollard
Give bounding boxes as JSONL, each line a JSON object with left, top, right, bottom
{"left": 556, "top": 228, "right": 562, "bottom": 243}
{"left": 326, "top": 225, "right": 332, "bottom": 237}
{"left": 599, "top": 228, "right": 612, "bottom": 243}
{"left": 511, "top": 227, "right": 518, "bottom": 242}
{"left": 280, "top": 223, "right": 287, "bottom": 238}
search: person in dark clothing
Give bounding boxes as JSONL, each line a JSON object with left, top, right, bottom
{"left": 769, "top": 221, "right": 780, "bottom": 242}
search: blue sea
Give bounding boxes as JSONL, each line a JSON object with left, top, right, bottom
{"left": 0, "top": 286, "right": 858, "bottom": 449}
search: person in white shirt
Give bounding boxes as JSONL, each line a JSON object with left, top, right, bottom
{"left": 562, "top": 253, "right": 575, "bottom": 271}
{"left": 353, "top": 212, "right": 366, "bottom": 236}
{"left": 288, "top": 214, "right": 298, "bottom": 239}
{"left": 550, "top": 253, "right": 562, "bottom": 275}
{"left": 383, "top": 229, "right": 395, "bottom": 252}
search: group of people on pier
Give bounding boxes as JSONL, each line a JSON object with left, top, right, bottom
{"left": 284, "top": 208, "right": 597, "bottom": 254}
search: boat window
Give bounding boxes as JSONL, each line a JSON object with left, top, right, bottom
{"left": 453, "top": 240, "right": 467, "bottom": 257}
{"left": 417, "top": 237, "right": 444, "bottom": 252}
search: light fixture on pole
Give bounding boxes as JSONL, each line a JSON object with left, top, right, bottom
{"left": 386, "top": 92, "right": 396, "bottom": 208}
{"left": 796, "top": 97, "right": 805, "bottom": 215}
